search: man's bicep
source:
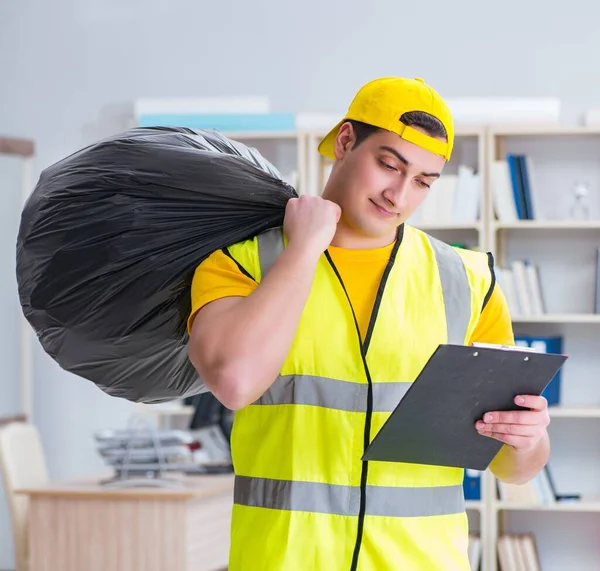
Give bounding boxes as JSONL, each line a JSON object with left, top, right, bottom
{"left": 469, "top": 283, "right": 515, "bottom": 345}
{"left": 187, "top": 248, "right": 257, "bottom": 333}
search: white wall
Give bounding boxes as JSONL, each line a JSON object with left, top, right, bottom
{"left": 2, "top": 0, "right": 600, "bottom": 568}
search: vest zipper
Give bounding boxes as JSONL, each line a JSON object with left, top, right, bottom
{"left": 324, "top": 226, "right": 403, "bottom": 571}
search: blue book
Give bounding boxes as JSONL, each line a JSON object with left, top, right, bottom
{"left": 463, "top": 469, "right": 482, "bottom": 500}
{"left": 517, "top": 155, "right": 535, "bottom": 220}
{"left": 514, "top": 335, "right": 563, "bottom": 405}
{"left": 506, "top": 154, "right": 527, "bottom": 220}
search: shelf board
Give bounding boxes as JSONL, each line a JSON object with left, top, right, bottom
{"left": 412, "top": 223, "right": 481, "bottom": 231}
{"left": 494, "top": 220, "right": 600, "bottom": 230}
{"left": 465, "top": 500, "right": 483, "bottom": 511}
{"left": 512, "top": 314, "right": 600, "bottom": 324}
{"left": 549, "top": 406, "right": 600, "bottom": 419}
{"left": 495, "top": 501, "right": 600, "bottom": 512}
{"left": 222, "top": 130, "right": 299, "bottom": 140}
{"left": 490, "top": 125, "right": 600, "bottom": 136}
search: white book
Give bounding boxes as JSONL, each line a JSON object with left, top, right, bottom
{"left": 524, "top": 263, "right": 545, "bottom": 315}
{"left": 490, "top": 160, "right": 518, "bottom": 222}
{"left": 498, "top": 535, "right": 518, "bottom": 571}
{"left": 495, "top": 267, "right": 521, "bottom": 317}
{"left": 453, "top": 165, "right": 480, "bottom": 223}
{"left": 420, "top": 174, "right": 458, "bottom": 224}
{"left": 520, "top": 535, "right": 541, "bottom": 571}
{"left": 513, "top": 535, "right": 529, "bottom": 571}
{"left": 524, "top": 156, "right": 544, "bottom": 221}
{"left": 537, "top": 468, "right": 556, "bottom": 504}
{"left": 511, "top": 261, "right": 532, "bottom": 316}
{"left": 468, "top": 534, "right": 481, "bottom": 570}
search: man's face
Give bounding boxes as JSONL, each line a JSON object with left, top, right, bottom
{"left": 325, "top": 123, "right": 447, "bottom": 241}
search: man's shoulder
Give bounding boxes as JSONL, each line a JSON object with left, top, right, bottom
{"left": 196, "top": 235, "right": 259, "bottom": 274}
{"left": 469, "top": 282, "right": 515, "bottom": 345}
{"left": 407, "top": 224, "right": 492, "bottom": 275}
{"left": 188, "top": 238, "right": 259, "bottom": 333}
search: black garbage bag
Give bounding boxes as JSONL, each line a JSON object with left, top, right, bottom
{"left": 16, "top": 126, "right": 297, "bottom": 403}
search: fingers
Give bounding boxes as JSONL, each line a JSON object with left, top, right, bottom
{"left": 475, "top": 420, "right": 544, "bottom": 437}
{"left": 476, "top": 396, "right": 550, "bottom": 451}
{"left": 514, "top": 394, "right": 548, "bottom": 411}
{"left": 480, "top": 409, "right": 547, "bottom": 426}
{"left": 482, "top": 395, "right": 549, "bottom": 425}
{"left": 476, "top": 420, "right": 547, "bottom": 451}
{"left": 332, "top": 203, "right": 342, "bottom": 222}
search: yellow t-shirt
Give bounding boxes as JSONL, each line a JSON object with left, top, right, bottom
{"left": 188, "top": 241, "right": 514, "bottom": 346}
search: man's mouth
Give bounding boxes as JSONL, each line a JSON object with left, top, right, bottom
{"left": 370, "top": 199, "right": 397, "bottom": 218}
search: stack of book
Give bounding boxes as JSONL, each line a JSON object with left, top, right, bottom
{"left": 490, "top": 154, "right": 541, "bottom": 222}
{"left": 497, "top": 533, "right": 541, "bottom": 570}
{"left": 495, "top": 260, "right": 545, "bottom": 317}
{"left": 410, "top": 165, "right": 481, "bottom": 225}
{"left": 468, "top": 533, "right": 481, "bottom": 570}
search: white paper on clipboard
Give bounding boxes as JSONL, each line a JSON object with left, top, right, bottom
{"left": 471, "top": 342, "right": 539, "bottom": 353}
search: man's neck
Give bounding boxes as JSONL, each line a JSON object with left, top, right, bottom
{"left": 330, "top": 222, "right": 398, "bottom": 250}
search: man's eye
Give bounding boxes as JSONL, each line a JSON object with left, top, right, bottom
{"left": 417, "top": 180, "right": 431, "bottom": 189}
{"left": 379, "top": 160, "right": 396, "bottom": 171}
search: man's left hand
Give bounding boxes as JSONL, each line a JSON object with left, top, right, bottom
{"left": 475, "top": 395, "right": 550, "bottom": 452}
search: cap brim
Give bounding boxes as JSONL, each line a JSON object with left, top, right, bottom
{"left": 317, "top": 119, "right": 345, "bottom": 160}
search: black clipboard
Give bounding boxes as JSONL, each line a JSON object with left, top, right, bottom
{"left": 362, "top": 343, "right": 568, "bottom": 471}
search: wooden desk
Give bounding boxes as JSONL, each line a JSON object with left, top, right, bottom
{"left": 17, "top": 473, "right": 234, "bottom": 571}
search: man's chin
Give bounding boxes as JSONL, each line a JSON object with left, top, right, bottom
{"left": 356, "top": 221, "right": 400, "bottom": 241}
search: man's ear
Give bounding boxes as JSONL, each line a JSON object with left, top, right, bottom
{"left": 333, "top": 122, "right": 356, "bottom": 160}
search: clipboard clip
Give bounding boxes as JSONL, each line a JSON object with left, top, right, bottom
{"left": 471, "top": 342, "right": 539, "bottom": 353}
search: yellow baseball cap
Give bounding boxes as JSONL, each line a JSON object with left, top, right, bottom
{"left": 317, "top": 76, "right": 454, "bottom": 161}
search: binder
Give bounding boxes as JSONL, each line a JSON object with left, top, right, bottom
{"left": 515, "top": 335, "right": 563, "bottom": 406}
{"left": 362, "top": 343, "right": 567, "bottom": 471}
{"left": 463, "top": 469, "right": 482, "bottom": 500}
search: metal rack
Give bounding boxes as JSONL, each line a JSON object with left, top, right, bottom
{"left": 95, "top": 415, "right": 199, "bottom": 489}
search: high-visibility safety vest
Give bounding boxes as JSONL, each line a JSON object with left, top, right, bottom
{"left": 224, "top": 223, "right": 494, "bottom": 571}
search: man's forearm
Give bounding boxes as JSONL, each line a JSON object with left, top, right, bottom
{"left": 490, "top": 430, "right": 550, "bottom": 485}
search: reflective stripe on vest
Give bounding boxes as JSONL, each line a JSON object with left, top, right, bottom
{"left": 427, "top": 236, "right": 472, "bottom": 346}
{"left": 257, "top": 225, "right": 472, "bottom": 344}
{"left": 255, "top": 374, "right": 410, "bottom": 413}
{"left": 234, "top": 475, "right": 465, "bottom": 518}
{"left": 257, "top": 226, "right": 285, "bottom": 280}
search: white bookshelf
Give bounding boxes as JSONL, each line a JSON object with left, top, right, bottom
{"left": 483, "top": 125, "right": 600, "bottom": 571}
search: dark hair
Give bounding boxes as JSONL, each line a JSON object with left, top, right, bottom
{"left": 347, "top": 110, "right": 447, "bottom": 149}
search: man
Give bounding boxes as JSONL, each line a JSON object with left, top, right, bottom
{"left": 187, "top": 77, "right": 551, "bottom": 570}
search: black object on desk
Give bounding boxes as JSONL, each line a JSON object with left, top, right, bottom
{"left": 362, "top": 343, "right": 568, "bottom": 471}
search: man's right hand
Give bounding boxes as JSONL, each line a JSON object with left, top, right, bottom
{"left": 284, "top": 195, "right": 342, "bottom": 256}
